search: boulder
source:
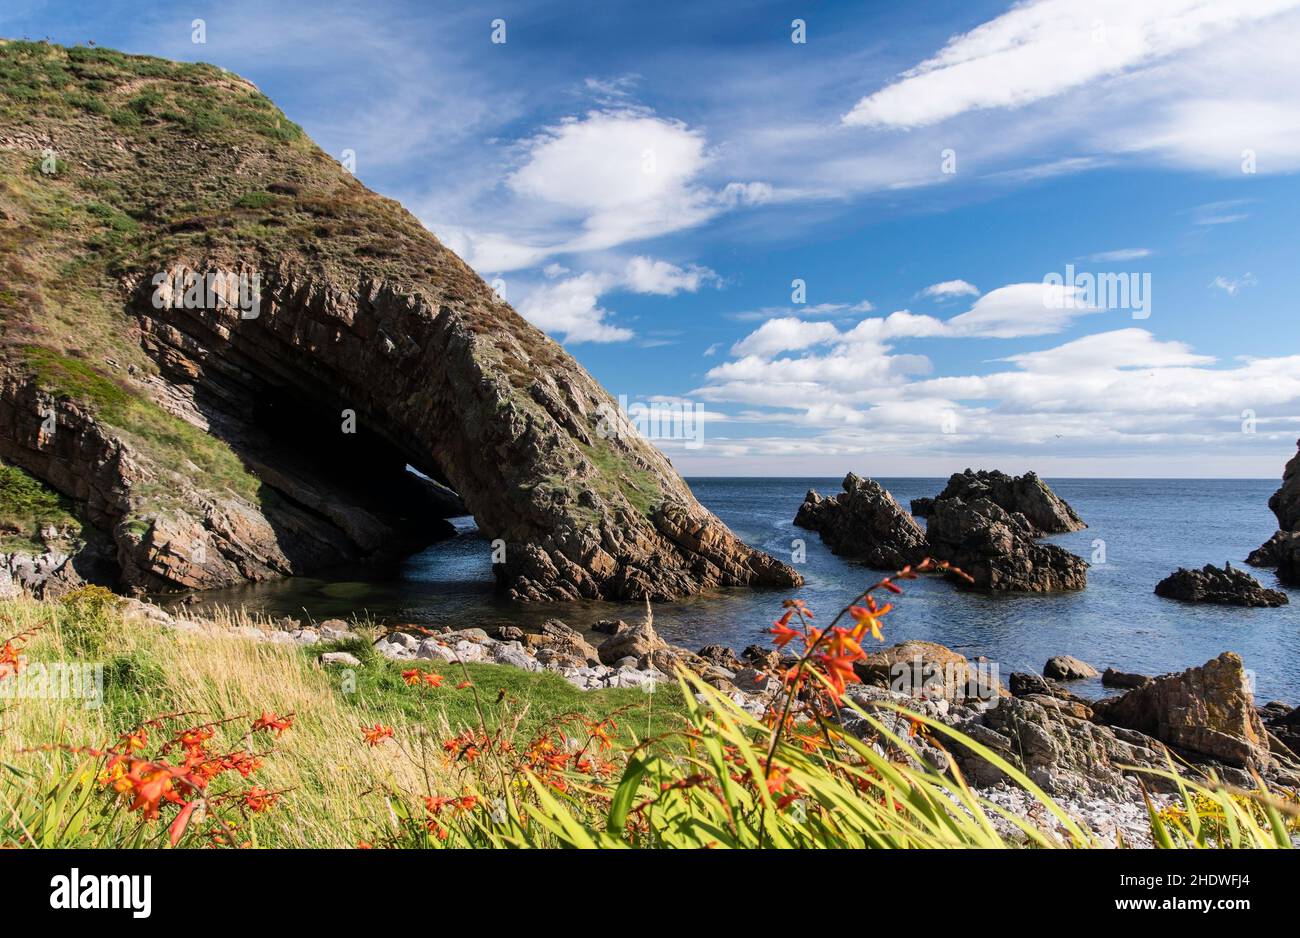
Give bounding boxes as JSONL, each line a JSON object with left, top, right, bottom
{"left": 532, "top": 618, "right": 600, "bottom": 665}
{"left": 854, "top": 640, "right": 998, "bottom": 706}
{"left": 319, "top": 651, "right": 360, "bottom": 667}
{"left": 741, "top": 644, "right": 780, "bottom": 671}
{"left": 1154, "top": 563, "right": 1288, "bottom": 607}
{"left": 1090, "top": 652, "right": 1271, "bottom": 771}
{"left": 1102, "top": 667, "right": 1151, "bottom": 689}
{"left": 592, "top": 618, "right": 627, "bottom": 635}
{"left": 1043, "top": 655, "right": 1099, "bottom": 681}
{"left": 924, "top": 497, "right": 1087, "bottom": 592}
{"left": 793, "top": 474, "right": 928, "bottom": 569}
{"left": 932, "top": 469, "right": 1085, "bottom": 536}
{"left": 696, "top": 644, "right": 743, "bottom": 671}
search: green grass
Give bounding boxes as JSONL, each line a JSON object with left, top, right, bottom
{"left": 315, "top": 636, "right": 687, "bottom": 742}
{"left": 0, "top": 459, "right": 82, "bottom": 551}
{"left": 20, "top": 346, "right": 259, "bottom": 504}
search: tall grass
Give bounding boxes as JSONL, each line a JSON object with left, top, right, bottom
{"left": 1, "top": 578, "right": 1295, "bottom": 849}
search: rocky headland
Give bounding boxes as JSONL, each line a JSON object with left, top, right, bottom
{"left": 0, "top": 41, "right": 798, "bottom": 603}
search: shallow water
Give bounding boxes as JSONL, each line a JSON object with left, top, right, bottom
{"left": 184, "top": 477, "right": 1300, "bottom": 702}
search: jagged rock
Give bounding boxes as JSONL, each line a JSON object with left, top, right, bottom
{"left": 696, "top": 644, "right": 743, "bottom": 671}
{"left": 0, "top": 41, "right": 800, "bottom": 603}
{"left": 1008, "top": 672, "right": 1052, "bottom": 697}
{"left": 793, "top": 474, "right": 927, "bottom": 569}
{"left": 1268, "top": 440, "right": 1300, "bottom": 531}
{"left": 1102, "top": 668, "right": 1151, "bottom": 689}
{"left": 924, "top": 497, "right": 1087, "bottom": 592}
{"left": 1043, "top": 655, "right": 1099, "bottom": 681}
{"left": 933, "top": 469, "right": 1085, "bottom": 536}
{"left": 1246, "top": 530, "right": 1288, "bottom": 567}
{"left": 909, "top": 497, "right": 935, "bottom": 518}
{"left": 1263, "top": 703, "right": 1300, "bottom": 759}
{"left": 1091, "top": 652, "right": 1271, "bottom": 771}
{"left": 1247, "top": 441, "right": 1300, "bottom": 587}
{"left": 741, "top": 644, "right": 780, "bottom": 671}
{"left": 945, "top": 696, "right": 1171, "bottom": 798}
{"left": 1154, "top": 563, "right": 1288, "bottom": 607}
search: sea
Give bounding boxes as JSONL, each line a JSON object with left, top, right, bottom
{"left": 184, "top": 478, "right": 1300, "bottom": 703}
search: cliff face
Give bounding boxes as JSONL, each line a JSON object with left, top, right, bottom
{"left": 1247, "top": 439, "right": 1300, "bottom": 586}
{"left": 0, "top": 40, "right": 800, "bottom": 600}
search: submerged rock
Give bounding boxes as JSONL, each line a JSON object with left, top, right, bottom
{"left": 793, "top": 474, "right": 927, "bottom": 569}
{"left": 1102, "top": 667, "right": 1151, "bottom": 690}
{"left": 1154, "top": 563, "right": 1288, "bottom": 607}
{"left": 1043, "top": 655, "right": 1099, "bottom": 681}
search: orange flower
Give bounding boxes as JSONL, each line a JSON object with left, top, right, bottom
{"left": 362, "top": 724, "right": 394, "bottom": 747}
{"left": 119, "top": 727, "right": 149, "bottom": 753}
{"left": 769, "top": 610, "right": 800, "bottom": 648}
{"left": 422, "top": 672, "right": 444, "bottom": 688}
{"left": 401, "top": 669, "right": 423, "bottom": 686}
{"left": 781, "top": 598, "right": 813, "bottom": 618}
{"left": 455, "top": 681, "right": 472, "bottom": 690}
{"left": 242, "top": 787, "right": 280, "bottom": 813}
{"left": 847, "top": 604, "right": 890, "bottom": 643}
{"left": 251, "top": 711, "right": 294, "bottom": 737}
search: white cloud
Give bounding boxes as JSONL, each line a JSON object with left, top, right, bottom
{"left": 842, "top": 0, "right": 1300, "bottom": 129}
{"left": 622, "top": 256, "right": 717, "bottom": 294}
{"left": 456, "top": 110, "right": 771, "bottom": 272}
{"left": 730, "top": 318, "right": 842, "bottom": 358}
{"left": 944, "top": 283, "right": 1103, "bottom": 338}
{"left": 1209, "top": 273, "right": 1258, "bottom": 295}
{"left": 920, "top": 279, "right": 980, "bottom": 300}
{"left": 1086, "top": 248, "right": 1151, "bottom": 262}
{"left": 516, "top": 255, "right": 718, "bottom": 344}
{"left": 689, "top": 325, "right": 1300, "bottom": 472}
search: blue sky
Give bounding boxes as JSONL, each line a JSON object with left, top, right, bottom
{"left": 6, "top": 0, "right": 1300, "bottom": 476}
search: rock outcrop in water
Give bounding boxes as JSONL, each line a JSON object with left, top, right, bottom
{"left": 0, "top": 41, "right": 799, "bottom": 601}
{"left": 1247, "top": 439, "right": 1300, "bottom": 586}
{"left": 794, "top": 474, "right": 927, "bottom": 569}
{"left": 796, "top": 469, "right": 1087, "bottom": 592}
{"left": 933, "top": 469, "right": 1086, "bottom": 535}
{"left": 1154, "top": 563, "right": 1288, "bottom": 607}
{"left": 924, "top": 495, "right": 1088, "bottom": 592}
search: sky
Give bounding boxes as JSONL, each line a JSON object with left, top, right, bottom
{"left": 5, "top": 0, "right": 1300, "bottom": 477}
